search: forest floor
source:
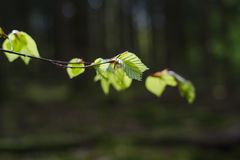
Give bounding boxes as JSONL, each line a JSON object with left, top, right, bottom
{"left": 0, "top": 84, "right": 239, "bottom": 160}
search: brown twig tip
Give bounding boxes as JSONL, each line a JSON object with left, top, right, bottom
{"left": 76, "top": 58, "right": 83, "bottom": 63}
{"left": 151, "top": 69, "right": 168, "bottom": 77}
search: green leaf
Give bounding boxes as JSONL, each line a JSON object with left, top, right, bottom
{"left": 117, "top": 51, "right": 149, "bottom": 81}
{"left": 3, "top": 31, "right": 21, "bottom": 62}
{"left": 153, "top": 70, "right": 177, "bottom": 87}
{"left": 94, "top": 58, "right": 110, "bottom": 77}
{"left": 94, "top": 58, "right": 132, "bottom": 94}
{"left": 100, "top": 78, "right": 110, "bottom": 94}
{"left": 67, "top": 58, "right": 85, "bottom": 79}
{"left": 94, "top": 58, "right": 112, "bottom": 78}
{"left": 179, "top": 81, "right": 196, "bottom": 103}
{"left": 109, "top": 67, "right": 132, "bottom": 91}
{"left": 2, "top": 30, "right": 40, "bottom": 64}
{"left": 145, "top": 76, "right": 166, "bottom": 97}
{"left": 145, "top": 70, "right": 178, "bottom": 97}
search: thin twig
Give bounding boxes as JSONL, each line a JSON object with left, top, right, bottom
{"left": 0, "top": 48, "right": 115, "bottom": 69}
{"left": 52, "top": 59, "right": 115, "bottom": 69}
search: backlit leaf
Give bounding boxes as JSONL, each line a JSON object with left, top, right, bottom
{"left": 109, "top": 68, "right": 132, "bottom": 91}
{"left": 94, "top": 58, "right": 132, "bottom": 94}
{"left": 153, "top": 70, "right": 177, "bottom": 87}
{"left": 117, "top": 51, "right": 149, "bottom": 81}
{"left": 179, "top": 81, "right": 195, "bottom": 103}
{"left": 2, "top": 30, "right": 40, "bottom": 64}
{"left": 100, "top": 78, "right": 110, "bottom": 94}
{"left": 67, "top": 58, "right": 85, "bottom": 79}
{"left": 145, "top": 76, "right": 166, "bottom": 97}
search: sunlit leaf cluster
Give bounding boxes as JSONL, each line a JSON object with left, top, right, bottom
{"left": 145, "top": 70, "right": 195, "bottom": 103}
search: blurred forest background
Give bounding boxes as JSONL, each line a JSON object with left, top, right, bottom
{"left": 0, "top": 0, "right": 240, "bottom": 159}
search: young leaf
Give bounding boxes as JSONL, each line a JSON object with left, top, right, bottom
{"left": 19, "top": 32, "right": 40, "bottom": 64}
{"left": 145, "top": 70, "right": 178, "bottom": 97}
{"left": 100, "top": 78, "right": 110, "bottom": 94}
{"left": 2, "top": 30, "right": 40, "bottom": 64}
{"left": 94, "top": 58, "right": 112, "bottom": 79}
{"left": 117, "top": 51, "right": 149, "bottom": 81}
{"left": 178, "top": 81, "right": 196, "bottom": 103}
{"left": 67, "top": 58, "right": 85, "bottom": 79}
{"left": 3, "top": 31, "right": 21, "bottom": 62}
{"left": 109, "top": 67, "right": 132, "bottom": 91}
{"left": 94, "top": 58, "right": 132, "bottom": 94}
{"left": 153, "top": 70, "right": 177, "bottom": 87}
{"left": 145, "top": 76, "right": 166, "bottom": 97}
